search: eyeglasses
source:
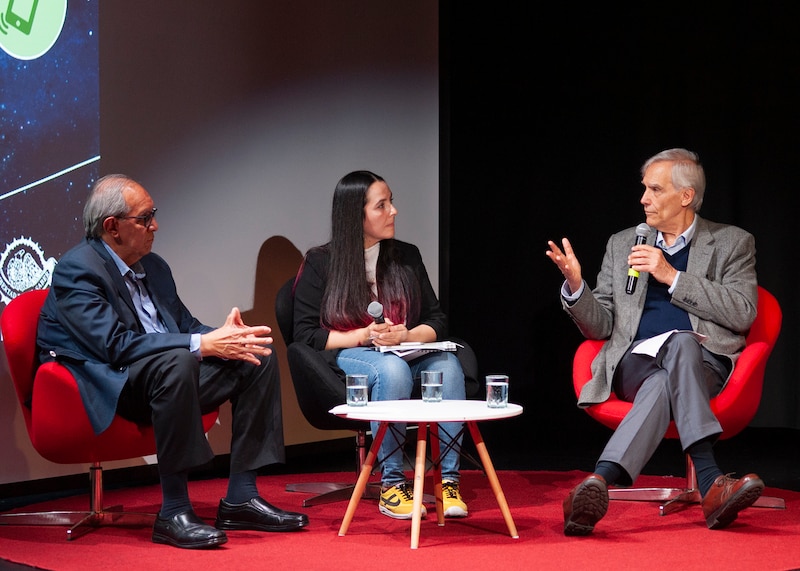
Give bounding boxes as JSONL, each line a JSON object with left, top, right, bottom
{"left": 117, "top": 208, "right": 157, "bottom": 228}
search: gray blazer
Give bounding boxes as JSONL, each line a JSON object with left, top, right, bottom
{"left": 564, "top": 215, "right": 758, "bottom": 407}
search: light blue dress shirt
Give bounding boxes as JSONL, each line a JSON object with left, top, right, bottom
{"left": 102, "top": 242, "right": 201, "bottom": 356}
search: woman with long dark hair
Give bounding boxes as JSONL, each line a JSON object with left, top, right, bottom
{"left": 292, "top": 170, "right": 468, "bottom": 520}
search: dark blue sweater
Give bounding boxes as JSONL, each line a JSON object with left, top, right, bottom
{"left": 635, "top": 245, "right": 692, "bottom": 341}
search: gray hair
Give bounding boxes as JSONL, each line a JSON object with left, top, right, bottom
{"left": 83, "top": 174, "right": 137, "bottom": 238}
{"left": 641, "top": 148, "right": 706, "bottom": 212}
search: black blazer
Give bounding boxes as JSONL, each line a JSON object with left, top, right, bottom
{"left": 292, "top": 239, "right": 448, "bottom": 351}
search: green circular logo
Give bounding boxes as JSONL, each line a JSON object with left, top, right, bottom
{"left": 0, "top": 0, "right": 67, "bottom": 60}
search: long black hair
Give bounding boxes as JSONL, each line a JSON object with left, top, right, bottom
{"left": 317, "top": 170, "right": 419, "bottom": 331}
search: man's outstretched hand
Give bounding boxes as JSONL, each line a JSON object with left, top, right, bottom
{"left": 546, "top": 237, "right": 583, "bottom": 295}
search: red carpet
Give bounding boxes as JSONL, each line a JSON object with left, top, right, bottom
{"left": 1, "top": 470, "right": 798, "bottom": 571}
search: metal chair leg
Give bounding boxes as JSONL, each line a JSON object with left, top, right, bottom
{"left": 0, "top": 463, "right": 156, "bottom": 540}
{"left": 608, "top": 455, "right": 786, "bottom": 515}
{"left": 286, "top": 431, "right": 383, "bottom": 507}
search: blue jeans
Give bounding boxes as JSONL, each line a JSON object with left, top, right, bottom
{"left": 337, "top": 348, "right": 466, "bottom": 485}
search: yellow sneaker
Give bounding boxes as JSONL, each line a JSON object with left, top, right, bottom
{"left": 379, "top": 481, "right": 426, "bottom": 520}
{"left": 442, "top": 480, "right": 468, "bottom": 517}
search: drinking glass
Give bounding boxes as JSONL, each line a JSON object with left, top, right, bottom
{"left": 421, "top": 370, "right": 443, "bottom": 403}
{"left": 346, "top": 374, "right": 368, "bottom": 406}
{"left": 486, "top": 374, "right": 509, "bottom": 408}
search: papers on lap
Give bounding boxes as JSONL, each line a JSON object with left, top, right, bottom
{"left": 631, "top": 329, "right": 707, "bottom": 358}
{"left": 375, "top": 341, "right": 462, "bottom": 361}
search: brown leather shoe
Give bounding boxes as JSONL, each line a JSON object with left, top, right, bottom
{"left": 563, "top": 474, "right": 609, "bottom": 536}
{"left": 701, "top": 473, "right": 764, "bottom": 530}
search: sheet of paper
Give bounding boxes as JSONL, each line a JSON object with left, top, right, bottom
{"left": 376, "top": 341, "right": 461, "bottom": 353}
{"left": 630, "top": 330, "right": 707, "bottom": 357}
{"left": 374, "top": 341, "right": 462, "bottom": 361}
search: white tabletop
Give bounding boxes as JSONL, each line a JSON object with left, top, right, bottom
{"left": 330, "top": 399, "right": 523, "bottom": 423}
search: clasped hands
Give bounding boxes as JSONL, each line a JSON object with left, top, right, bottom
{"left": 200, "top": 307, "right": 273, "bottom": 365}
{"left": 363, "top": 318, "right": 408, "bottom": 347}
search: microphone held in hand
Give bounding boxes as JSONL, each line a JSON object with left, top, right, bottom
{"left": 367, "top": 301, "right": 385, "bottom": 324}
{"left": 626, "top": 223, "right": 651, "bottom": 295}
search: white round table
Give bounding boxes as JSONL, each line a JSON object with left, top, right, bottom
{"left": 330, "top": 399, "right": 523, "bottom": 549}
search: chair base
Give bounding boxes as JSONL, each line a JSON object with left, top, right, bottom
{"left": 285, "top": 429, "right": 437, "bottom": 507}
{"left": 609, "top": 486, "right": 785, "bottom": 516}
{"left": 608, "top": 454, "right": 786, "bottom": 515}
{"left": 0, "top": 463, "right": 156, "bottom": 540}
{"left": 0, "top": 506, "right": 156, "bottom": 540}
{"left": 285, "top": 426, "right": 466, "bottom": 508}
{"left": 609, "top": 486, "right": 701, "bottom": 516}
{"left": 607, "top": 455, "right": 786, "bottom": 515}
{"left": 286, "top": 481, "right": 437, "bottom": 507}
{"left": 286, "top": 481, "right": 383, "bottom": 507}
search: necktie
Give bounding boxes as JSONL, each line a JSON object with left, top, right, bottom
{"left": 126, "top": 271, "right": 166, "bottom": 334}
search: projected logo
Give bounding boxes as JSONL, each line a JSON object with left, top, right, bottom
{"left": 1, "top": 0, "right": 96, "bottom": 310}
{"left": 0, "top": 0, "right": 66, "bottom": 60}
{"left": 0, "top": 237, "right": 56, "bottom": 305}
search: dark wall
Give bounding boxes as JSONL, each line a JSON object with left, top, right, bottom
{"left": 442, "top": 4, "right": 799, "bottom": 435}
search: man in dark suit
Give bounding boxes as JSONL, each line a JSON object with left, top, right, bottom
{"left": 546, "top": 148, "right": 764, "bottom": 535}
{"left": 37, "top": 174, "right": 308, "bottom": 549}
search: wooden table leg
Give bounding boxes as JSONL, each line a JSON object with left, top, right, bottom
{"left": 338, "top": 421, "right": 387, "bottom": 537}
{"left": 467, "top": 421, "right": 519, "bottom": 539}
{"left": 410, "top": 422, "right": 428, "bottom": 549}
{"left": 429, "top": 422, "right": 444, "bottom": 526}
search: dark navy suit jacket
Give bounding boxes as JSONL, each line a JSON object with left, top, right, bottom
{"left": 37, "top": 238, "right": 213, "bottom": 434}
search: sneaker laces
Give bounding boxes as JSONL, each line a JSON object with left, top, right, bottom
{"left": 392, "top": 481, "right": 414, "bottom": 501}
{"left": 442, "top": 481, "right": 460, "bottom": 499}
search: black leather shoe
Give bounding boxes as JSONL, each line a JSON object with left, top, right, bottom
{"left": 152, "top": 510, "right": 228, "bottom": 549}
{"left": 563, "top": 474, "right": 609, "bottom": 536}
{"left": 215, "top": 497, "right": 309, "bottom": 532}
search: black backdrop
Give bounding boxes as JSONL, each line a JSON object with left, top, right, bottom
{"left": 440, "top": 3, "right": 799, "bottom": 441}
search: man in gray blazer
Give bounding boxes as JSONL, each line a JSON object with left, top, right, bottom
{"left": 546, "top": 148, "right": 764, "bottom": 535}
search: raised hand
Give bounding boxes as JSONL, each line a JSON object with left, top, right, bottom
{"left": 546, "top": 237, "right": 583, "bottom": 295}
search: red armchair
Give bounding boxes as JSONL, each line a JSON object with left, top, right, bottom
{"left": 0, "top": 288, "right": 219, "bottom": 540}
{"left": 572, "top": 285, "right": 785, "bottom": 514}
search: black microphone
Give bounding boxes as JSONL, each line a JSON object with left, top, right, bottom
{"left": 626, "top": 223, "right": 651, "bottom": 295}
{"left": 367, "top": 301, "right": 385, "bottom": 324}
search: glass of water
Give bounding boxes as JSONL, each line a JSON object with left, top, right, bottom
{"left": 346, "top": 374, "right": 368, "bottom": 406}
{"left": 486, "top": 374, "right": 509, "bottom": 408}
{"left": 421, "top": 370, "right": 443, "bottom": 403}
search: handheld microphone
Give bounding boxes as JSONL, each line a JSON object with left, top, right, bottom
{"left": 367, "top": 301, "right": 385, "bottom": 324}
{"left": 625, "top": 223, "right": 651, "bottom": 295}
